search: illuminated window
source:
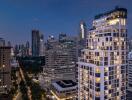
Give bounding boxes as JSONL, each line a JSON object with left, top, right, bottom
{"left": 105, "top": 76, "right": 108, "bottom": 81}
{"left": 120, "top": 19, "right": 126, "bottom": 25}
{"left": 104, "top": 67, "right": 108, "bottom": 72}
{"left": 108, "top": 19, "right": 119, "bottom": 25}
{"left": 96, "top": 78, "right": 100, "bottom": 83}
{"left": 108, "top": 85, "right": 111, "bottom": 89}
{"left": 96, "top": 68, "right": 100, "bottom": 73}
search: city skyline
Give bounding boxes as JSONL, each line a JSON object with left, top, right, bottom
{"left": 0, "top": 4, "right": 132, "bottom": 99}
{"left": 0, "top": 0, "right": 131, "bottom": 45}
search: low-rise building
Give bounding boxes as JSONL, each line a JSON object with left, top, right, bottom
{"left": 51, "top": 80, "right": 77, "bottom": 100}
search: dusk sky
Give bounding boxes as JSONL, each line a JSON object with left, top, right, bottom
{"left": 0, "top": 0, "right": 131, "bottom": 45}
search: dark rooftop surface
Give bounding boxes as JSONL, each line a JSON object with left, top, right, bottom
{"left": 56, "top": 80, "right": 77, "bottom": 88}
{"left": 94, "top": 7, "right": 127, "bottom": 19}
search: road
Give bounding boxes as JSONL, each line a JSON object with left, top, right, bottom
{"left": 19, "top": 67, "right": 32, "bottom": 100}
{"left": 15, "top": 91, "right": 22, "bottom": 100}
{"left": 12, "top": 69, "right": 22, "bottom": 100}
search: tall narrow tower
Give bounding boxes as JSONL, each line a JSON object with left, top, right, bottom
{"left": 79, "top": 21, "right": 87, "bottom": 47}
{"left": 78, "top": 7, "right": 127, "bottom": 100}
{"left": 32, "top": 30, "right": 40, "bottom": 56}
{"left": 39, "top": 34, "right": 45, "bottom": 56}
{"left": 79, "top": 21, "right": 87, "bottom": 40}
{"left": 25, "top": 41, "right": 30, "bottom": 56}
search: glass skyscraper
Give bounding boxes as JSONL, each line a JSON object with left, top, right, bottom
{"left": 32, "top": 30, "right": 40, "bottom": 56}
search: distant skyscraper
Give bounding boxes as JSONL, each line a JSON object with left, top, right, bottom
{"left": 78, "top": 7, "right": 127, "bottom": 100}
{"left": 46, "top": 35, "right": 58, "bottom": 50}
{"left": 0, "top": 38, "right": 5, "bottom": 46}
{"left": 79, "top": 21, "right": 87, "bottom": 41}
{"left": 20, "top": 44, "right": 25, "bottom": 56}
{"left": 7, "top": 41, "right": 11, "bottom": 47}
{"left": 14, "top": 42, "right": 31, "bottom": 57}
{"left": 26, "top": 41, "right": 30, "bottom": 49}
{"left": 39, "top": 34, "right": 45, "bottom": 56}
{"left": 25, "top": 41, "right": 30, "bottom": 56}
{"left": 14, "top": 44, "right": 19, "bottom": 56}
{"left": 59, "top": 33, "right": 67, "bottom": 43}
{"left": 0, "top": 46, "right": 11, "bottom": 94}
{"left": 77, "top": 21, "right": 87, "bottom": 57}
{"left": 32, "top": 30, "right": 40, "bottom": 56}
{"left": 79, "top": 21, "right": 87, "bottom": 47}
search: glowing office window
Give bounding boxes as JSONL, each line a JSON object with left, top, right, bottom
{"left": 114, "top": 38, "right": 118, "bottom": 41}
{"left": 96, "top": 78, "right": 100, "bottom": 82}
{"left": 105, "top": 76, "right": 108, "bottom": 81}
{"left": 108, "top": 19, "right": 119, "bottom": 25}
{"left": 109, "top": 94, "right": 111, "bottom": 97}
{"left": 108, "top": 85, "right": 111, "bottom": 89}
{"left": 96, "top": 68, "right": 100, "bottom": 73}
{"left": 104, "top": 67, "right": 108, "bottom": 72}
{"left": 120, "top": 19, "right": 126, "bottom": 25}
{"left": 105, "top": 90, "right": 108, "bottom": 94}
{"left": 95, "top": 92, "right": 100, "bottom": 96}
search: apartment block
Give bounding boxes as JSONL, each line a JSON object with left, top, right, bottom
{"left": 78, "top": 7, "right": 127, "bottom": 100}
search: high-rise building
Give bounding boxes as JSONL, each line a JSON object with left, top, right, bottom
{"left": 0, "top": 46, "right": 11, "bottom": 94}
{"left": 14, "top": 44, "right": 19, "bottom": 56}
{"left": 14, "top": 42, "right": 31, "bottom": 57}
{"left": 0, "top": 38, "right": 5, "bottom": 46}
{"left": 46, "top": 35, "right": 58, "bottom": 50}
{"left": 78, "top": 7, "right": 127, "bottom": 100}
{"left": 39, "top": 34, "right": 45, "bottom": 56}
{"left": 128, "top": 52, "right": 132, "bottom": 92}
{"left": 78, "top": 21, "right": 87, "bottom": 57}
{"left": 79, "top": 21, "right": 87, "bottom": 41}
{"left": 43, "top": 37, "right": 77, "bottom": 88}
{"left": 32, "top": 30, "right": 40, "bottom": 56}
{"left": 21, "top": 44, "right": 25, "bottom": 56}
{"left": 7, "top": 41, "right": 11, "bottom": 47}
{"left": 59, "top": 33, "right": 67, "bottom": 43}
{"left": 25, "top": 41, "right": 30, "bottom": 56}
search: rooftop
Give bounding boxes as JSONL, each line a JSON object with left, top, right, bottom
{"left": 56, "top": 80, "right": 77, "bottom": 88}
{"left": 94, "top": 7, "right": 127, "bottom": 19}
{"left": 52, "top": 80, "right": 77, "bottom": 91}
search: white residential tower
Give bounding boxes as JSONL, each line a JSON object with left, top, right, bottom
{"left": 78, "top": 7, "right": 127, "bottom": 100}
